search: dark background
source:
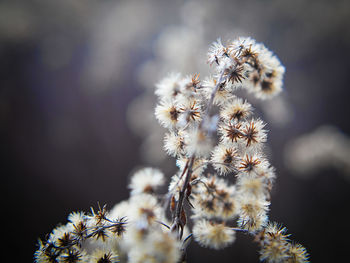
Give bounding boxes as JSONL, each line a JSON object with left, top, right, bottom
{"left": 2, "top": 0, "right": 350, "bottom": 262}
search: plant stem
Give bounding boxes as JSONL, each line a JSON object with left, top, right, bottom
{"left": 170, "top": 71, "right": 227, "bottom": 240}
{"left": 171, "top": 156, "right": 194, "bottom": 238}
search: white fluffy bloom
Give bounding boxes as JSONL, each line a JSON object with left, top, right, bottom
{"left": 68, "top": 211, "right": 88, "bottom": 226}
{"left": 129, "top": 167, "right": 165, "bottom": 196}
{"left": 218, "top": 121, "right": 245, "bottom": 145}
{"left": 163, "top": 131, "right": 186, "bottom": 157}
{"left": 184, "top": 128, "right": 213, "bottom": 158}
{"left": 48, "top": 224, "right": 74, "bottom": 247}
{"left": 177, "top": 74, "right": 201, "bottom": 99}
{"left": 240, "top": 118, "right": 267, "bottom": 149}
{"left": 252, "top": 76, "right": 283, "bottom": 100}
{"left": 126, "top": 228, "right": 180, "bottom": 263}
{"left": 177, "top": 97, "right": 202, "bottom": 128}
{"left": 207, "top": 38, "right": 227, "bottom": 65}
{"left": 236, "top": 176, "right": 268, "bottom": 199}
{"left": 226, "top": 36, "right": 285, "bottom": 100}
{"left": 193, "top": 219, "right": 236, "bottom": 249}
{"left": 128, "top": 194, "right": 163, "bottom": 223}
{"left": 90, "top": 248, "right": 119, "bottom": 263}
{"left": 191, "top": 175, "right": 238, "bottom": 220}
{"left": 109, "top": 200, "right": 131, "bottom": 219}
{"left": 155, "top": 100, "right": 180, "bottom": 129}
{"left": 250, "top": 45, "right": 285, "bottom": 100}
{"left": 218, "top": 197, "right": 239, "bottom": 220}
{"left": 228, "top": 37, "right": 258, "bottom": 57}
{"left": 202, "top": 76, "right": 235, "bottom": 106}
{"left": 220, "top": 97, "right": 253, "bottom": 122}
{"left": 237, "top": 195, "right": 270, "bottom": 232}
{"left": 155, "top": 72, "right": 182, "bottom": 100}
{"left": 238, "top": 152, "right": 270, "bottom": 177}
{"left": 211, "top": 144, "right": 237, "bottom": 175}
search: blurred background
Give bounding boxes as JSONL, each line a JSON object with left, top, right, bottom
{"left": 2, "top": 0, "right": 350, "bottom": 262}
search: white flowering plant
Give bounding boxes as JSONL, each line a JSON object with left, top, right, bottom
{"left": 34, "top": 37, "right": 309, "bottom": 263}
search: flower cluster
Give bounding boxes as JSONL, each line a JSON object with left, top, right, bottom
{"left": 155, "top": 37, "right": 281, "bottom": 239}
{"left": 34, "top": 205, "right": 125, "bottom": 263}
{"left": 256, "top": 222, "right": 309, "bottom": 263}
{"left": 35, "top": 37, "right": 308, "bottom": 263}
{"left": 35, "top": 169, "right": 183, "bottom": 263}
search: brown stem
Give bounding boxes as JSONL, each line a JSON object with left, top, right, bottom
{"left": 163, "top": 159, "right": 189, "bottom": 215}
{"left": 171, "top": 156, "right": 194, "bottom": 238}
{"left": 170, "top": 71, "right": 228, "bottom": 240}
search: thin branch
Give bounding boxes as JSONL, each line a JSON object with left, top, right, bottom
{"left": 229, "top": 227, "right": 250, "bottom": 233}
{"left": 171, "top": 156, "right": 195, "bottom": 238}
{"left": 156, "top": 220, "right": 171, "bottom": 229}
{"left": 170, "top": 71, "right": 228, "bottom": 240}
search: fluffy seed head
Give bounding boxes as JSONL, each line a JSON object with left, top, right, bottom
{"left": 163, "top": 131, "right": 186, "bottom": 157}
{"left": 129, "top": 167, "right": 165, "bottom": 196}
{"left": 184, "top": 128, "right": 213, "bottom": 158}
{"left": 207, "top": 38, "right": 227, "bottom": 65}
{"left": 155, "top": 100, "right": 180, "bottom": 129}
{"left": 193, "top": 220, "right": 236, "bottom": 249}
{"left": 211, "top": 144, "right": 237, "bottom": 175}
{"left": 220, "top": 97, "right": 253, "bottom": 122}
{"left": 241, "top": 118, "right": 267, "bottom": 148}
{"left": 259, "top": 239, "right": 289, "bottom": 263}
{"left": 155, "top": 72, "right": 182, "bottom": 100}
{"left": 202, "top": 76, "right": 234, "bottom": 106}
{"left": 90, "top": 249, "right": 119, "bottom": 263}
{"left": 286, "top": 243, "right": 309, "bottom": 263}
{"left": 237, "top": 196, "right": 270, "bottom": 232}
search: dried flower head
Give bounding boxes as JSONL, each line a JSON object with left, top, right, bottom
{"left": 129, "top": 167, "right": 165, "bottom": 196}
{"left": 211, "top": 144, "right": 238, "bottom": 175}
{"left": 241, "top": 119, "right": 267, "bottom": 147}
{"left": 155, "top": 100, "right": 180, "bottom": 129}
{"left": 286, "top": 243, "right": 309, "bottom": 263}
{"left": 155, "top": 72, "right": 182, "bottom": 100}
{"left": 163, "top": 131, "right": 186, "bottom": 157}
{"left": 238, "top": 196, "right": 270, "bottom": 232}
{"left": 220, "top": 97, "right": 253, "bottom": 122}
{"left": 207, "top": 38, "right": 227, "bottom": 65}
{"left": 90, "top": 249, "right": 119, "bottom": 263}
{"left": 193, "top": 219, "right": 236, "bottom": 249}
